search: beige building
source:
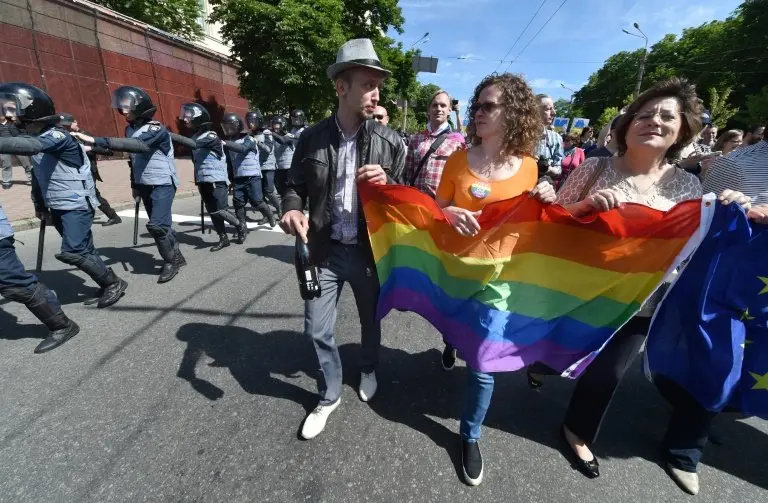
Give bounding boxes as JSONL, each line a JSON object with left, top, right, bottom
{"left": 197, "top": 0, "right": 230, "bottom": 57}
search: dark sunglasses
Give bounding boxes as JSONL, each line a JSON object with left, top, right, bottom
{"left": 470, "top": 101, "right": 502, "bottom": 114}
{"left": 374, "top": 114, "right": 387, "bottom": 120}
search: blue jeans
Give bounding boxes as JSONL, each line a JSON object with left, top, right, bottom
{"left": 233, "top": 176, "right": 264, "bottom": 209}
{"left": 460, "top": 366, "right": 495, "bottom": 442}
{"left": 656, "top": 375, "right": 717, "bottom": 472}
{"left": 137, "top": 184, "right": 177, "bottom": 247}
{"left": 261, "top": 170, "right": 275, "bottom": 195}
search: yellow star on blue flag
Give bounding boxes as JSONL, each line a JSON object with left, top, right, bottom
{"left": 759, "top": 276, "right": 768, "bottom": 295}
{"left": 749, "top": 371, "right": 768, "bottom": 391}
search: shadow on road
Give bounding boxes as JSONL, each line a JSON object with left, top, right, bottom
{"left": 175, "top": 323, "right": 318, "bottom": 410}
{"left": 97, "top": 246, "right": 161, "bottom": 277}
{"left": 0, "top": 307, "right": 47, "bottom": 341}
{"left": 245, "top": 244, "right": 292, "bottom": 264}
{"left": 34, "top": 269, "right": 99, "bottom": 304}
{"left": 168, "top": 318, "right": 768, "bottom": 490}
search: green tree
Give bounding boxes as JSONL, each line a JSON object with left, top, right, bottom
{"left": 746, "top": 86, "right": 768, "bottom": 125}
{"left": 572, "top": 50, "right": 643, "bottom": 121}
{"left": 595, "top": 106, "right": 619, "bottom": 132}
{"left": 210, "top": 0, "right": 409, "bottom": 121}
{"left": 95, "top": 0, "right": 203, "bottom": 40}
{"left": 707, "top": 86, "right": 740, "bottom": 128}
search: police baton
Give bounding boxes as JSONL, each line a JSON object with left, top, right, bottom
{"left": 133, "top": 196, "right": 140, "bottom": 246}
{"left": 200, "top": 199, "right": 205, "bottom": 234}
{"left": 35, "top": 218, "right": 45, "bottom": 272}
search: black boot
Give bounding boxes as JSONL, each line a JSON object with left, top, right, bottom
{"left": 35, "top": 312, "right": 80, "bottom": 354}
{"left": 210, "top": 233, "right": 230, "bottom": 251}
{"left": 1, "top": 284, "right": 80, "bottom": 354}
{"left": 55, "top": 251, "right": 125, "bottom": 307}
{"left": 174, "top": 242, "right": 187, "bottom": 268}
{"left": 217, "top": 209, "right": 248, "bottom": 244}
{"left": 267, "top": 191, "right": 282, "bottom": 219}
{"left": 95, "top": 268, "right": 128, "bottom": 308}
{"left": 256, "top": 201, "right": 276, "bottom": 228}
{"left": 147, "top": 225, "right": 180, "bottom": 283}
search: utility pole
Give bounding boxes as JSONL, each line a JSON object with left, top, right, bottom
{"left": 623, "top": 22, "right": 649, "bottom": 99}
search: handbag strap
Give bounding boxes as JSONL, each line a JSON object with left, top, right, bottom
{"left": 577, "top": 156, "right": 609, "bottom": 201}
{"left": 408, "top": 131, "right": 449, "bottom": 187}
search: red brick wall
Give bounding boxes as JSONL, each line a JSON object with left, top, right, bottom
{"left": 0, "top": 0, "right": 248, "bottom": 138}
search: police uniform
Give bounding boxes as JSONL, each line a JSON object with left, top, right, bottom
{"left": 254, "top": 130, "right": 280, "bottom": 214}
{"left": 94, "top": 120, "right": 184, "bottom": 282}
{"left": 227, "top": 133, "right": 276, "bottom": 227}
{"left": 0, "top": 125, "right": 127, "bottom": 311}
{"left": 191, "top": 129, "right": 246, "bottom": 248}
{"left": 275, "top": 126, "right": 305, "bottom": 197}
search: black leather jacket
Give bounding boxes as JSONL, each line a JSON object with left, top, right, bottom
{"left": 282, "top": 115, "right": 405, "bottom": 265}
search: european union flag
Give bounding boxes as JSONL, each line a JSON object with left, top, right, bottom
{"left": 645, "top": 202, "right": 768, "bottom": 419}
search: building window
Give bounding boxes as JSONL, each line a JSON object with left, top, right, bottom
{"left": 198, "top": 0, "right": 209, "bottom": 33}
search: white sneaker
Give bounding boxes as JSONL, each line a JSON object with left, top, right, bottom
{"left": 667, "top": 463, "right": 700, "bottom": 495}
{"left": 358, "top": 371, "right": 378, "bottom": 402}
{"left": 300, "top": 399, "right": 341, "bottom": 440}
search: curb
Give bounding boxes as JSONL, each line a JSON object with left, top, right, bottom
{"left": 10, "top": 190, "right": 199, "bottom": 233}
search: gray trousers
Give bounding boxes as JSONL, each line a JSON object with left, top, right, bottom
{"left": 305, "top": 242, "right": 381, "bottom": 405}
{"left": 1, "top": 154, "right": 32, "bottom": 184}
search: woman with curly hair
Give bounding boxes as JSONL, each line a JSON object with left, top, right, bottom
{"left": 527, "top": 78, "right": 750, "bottom": 491}
{"left": 435, "top": 73, "right": 556, "bottom": 486}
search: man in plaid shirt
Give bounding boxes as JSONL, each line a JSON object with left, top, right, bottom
{"left": 403, "top": 90, "right": 466, "bottom": 197}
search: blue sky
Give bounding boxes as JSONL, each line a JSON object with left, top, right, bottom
{"left": 391, "top": 0, "right": 744, "bottom": 120}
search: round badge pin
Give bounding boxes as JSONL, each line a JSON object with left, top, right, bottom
{"left": 470, "top": 182, "right": 491, "bottom": 199}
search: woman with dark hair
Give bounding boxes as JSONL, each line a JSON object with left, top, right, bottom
{"left": 528, "top": 77, "right": 750, "bottom": 481}
{"left": 435, "top": 73, "right": 555, "bottom": 486}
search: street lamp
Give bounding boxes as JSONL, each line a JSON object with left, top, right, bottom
{"left": 623, "top": 22, "right": 649, "bottom": 99}
{"left": 561, "top": 82, "right": 575, "bottom": 103}
{"left": 409, "top": 32, "right": 429, "bottom": 49}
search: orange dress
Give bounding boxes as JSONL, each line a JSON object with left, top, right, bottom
{"left": 435, "top": 150, "right": 538, "bottom": 211}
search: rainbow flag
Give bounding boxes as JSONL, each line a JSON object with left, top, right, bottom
{"left": 360, "top": 183, "right": 713, "bottom": 376}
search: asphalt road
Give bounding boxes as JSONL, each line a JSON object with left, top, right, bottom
{"left": 0, "top": 196, "right": 766, "bottom": 503}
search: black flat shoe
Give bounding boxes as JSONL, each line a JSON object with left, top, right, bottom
{"left": 561, "top": 427, "right": 600, "bottom": 479}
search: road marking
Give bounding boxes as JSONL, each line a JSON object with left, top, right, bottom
{"left": 115, "top": 210, "right": 286, "bottom": 233}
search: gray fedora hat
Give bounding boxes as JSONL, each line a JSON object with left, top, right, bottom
{"left": 327, "top": 38, "right": 392, "bottom": 80}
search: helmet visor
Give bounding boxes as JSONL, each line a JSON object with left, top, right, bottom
{"left": 111, "top": 89, "right": 142, "bottom": 114}
{"left": 179, "top": 104, "right": 202, "bottom": 125}
{"left": 222, "top": 121, "right": 240, "bottom": 136}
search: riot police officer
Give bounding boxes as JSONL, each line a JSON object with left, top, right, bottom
{"left": 221, "top": 112, "right": 276, "bottom": 229}
{"left": 0, "top": 83, "right": 127, "bottom": 310}
{"left": 57, "top": 113, "right": 122, "bottom": 226}
{"left": 176, "top": 103, "right": 248, "bottom": 249}
{"left": 251, "top": 114, "right": 281, "bottom": 219}
{"left": 72, "top": 86, "right": 185, "bottom": 283}
{"left": 273, "top": 109, "right": 306, "bottom": 197}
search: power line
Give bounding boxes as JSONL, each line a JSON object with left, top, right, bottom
{"left": 504, "top": 0, "right": 570, "bottom": 72}
{"left": 493, "top": 0, "right": 548, "bottom": 74}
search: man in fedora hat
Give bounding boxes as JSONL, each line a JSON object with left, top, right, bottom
{"left": 280, "top": 38, "right": 405, "bottom": 440}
